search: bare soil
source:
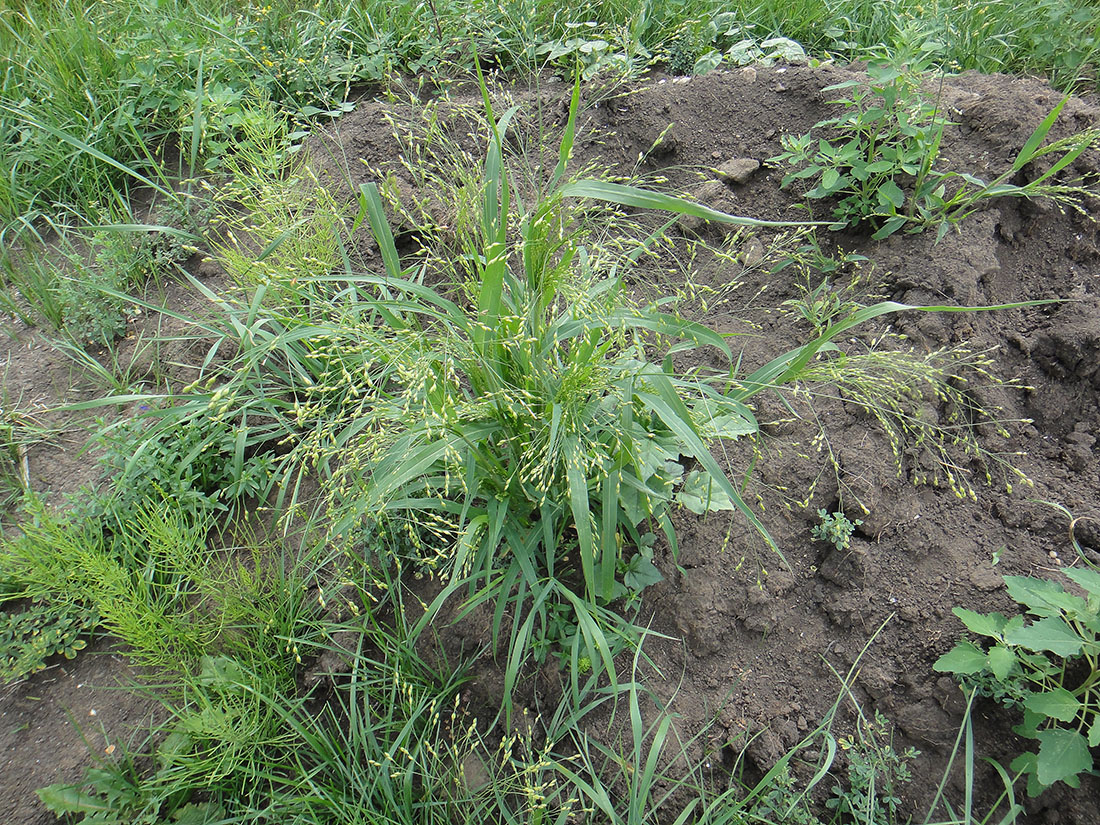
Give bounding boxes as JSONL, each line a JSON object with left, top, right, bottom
{"left": 3, "top": 63, "right": 1100, "bottom": 823}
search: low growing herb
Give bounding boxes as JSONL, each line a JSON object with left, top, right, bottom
{"left": 935, "top": 567, "right": 1100, "bottom": 796}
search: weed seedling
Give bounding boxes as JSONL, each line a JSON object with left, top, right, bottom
{"left": 812, "top": 509, "right": 862, "bottom": 552}
{"left": 771, "top": 39, "right": 1100, "bottom": 240}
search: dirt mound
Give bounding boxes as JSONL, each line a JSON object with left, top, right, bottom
{"left": 313, "top": 64, "right": 1100, "bottom": 821}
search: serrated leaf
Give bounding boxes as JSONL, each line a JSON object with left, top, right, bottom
{"left": 933, "top": 641, "right": 987, "bottom": 674}
{"left": 677, "top": 470, "right": 736, "bottom": 515}
{"left": 1089, "top": 717, "right": 1100, "bottom": 748}
{"left": 1004, "top": 576, "right": 1086, "bottom": 618}
{"left": 1010, "top": 751, "right": 1037, "bottom": 774}
{"left": 1010, "top": 751, "right": 1046, "bottom": 797}
{"left": 635, "top": 434, "right": 680, "bottom": 481}
{"left": 1018, "top": 647, "right": 1058, "bottom": 674}
{"left": 1024, "top": 686, "right": 1083, "bottom": 723}
{"left": 1004, "top": 614, "right": 1026, "bottom": 633}
{"left": 623, "top": 552, "right": 664, "bottom": 593}
{"left": 158, "top": 729, "right": 194, "bottom": 765}
{"left": 954, "top": 607, "right": 1009, "bottom": 638}
{"left": 36, "top": 784, "right": 110, "bottom": 815}
{"left": 1036, "top": 728, "right": 1092, "bottom": 787}
{"left": 986, "top": 644, "right": 1017, "bottom": 680}
{"left": 1014, "top": 707, "right": 1044, "bottom": 739}
{"left": 1004, "top": 617, "right": 1084, "bottom": 657}
{"left": 1062, "top": 567, "right": 1100, "bottom": 599}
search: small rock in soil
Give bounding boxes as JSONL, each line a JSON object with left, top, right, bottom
{"left": 677, "top": 179, "right": 734, "bottom": 232}
{"left": 671, "top": 571, "right": 729, "bottom": 656}
{"left": 302, "top": 629, "right": 359, "bottom": 689}
{"left": 817, "top": 542, "right": 869, "bottom": 587}
{"left": 823, "top": 592, "right": 873, "bottom": 628}
{"left": 740, "top": 236, "right": 766, "bottom": 268}
{"left": 893, "top": 698, "right": 957, "bottom": 746}
{"left": 460, "top": 753, "right": 492, "bottom": 793}
{"left": 714, "top": 157, "right": 761, "bottom": 185}
{"left": 934, "top": 676, "right": 969, "bottom": 716}
{"left": 898, "top": 603, "right": 921, "bottom": 622}
{"left": 967, "top": 564, "right": 1005, "bottom": 592}
{"left": 192, "top": 254, "right": 224, "bottom": 279}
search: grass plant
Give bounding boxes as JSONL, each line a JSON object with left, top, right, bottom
{"left": 0, "top": 216, "right": 188, "bottom": 352}
{"left": 78, "top": 74, "right": 1042, "bottom": 738}
{"left": 799, "top": 342, "right": 1033, "bottom": 502}
{"left": 101, "top": 78, "right": 800, "bottom": 702}
{"left": 0, "top": 248, "right": 66, "bottom": 331}
{"left": 0, "top": 401, "right": 50, "bottom": 511}
{"left": 35, "top": 602, "right": 1025, "bottom": 824}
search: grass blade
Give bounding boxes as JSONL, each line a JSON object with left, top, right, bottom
{"left": 600, "top": 469, "right": 620, "bottom": 603}
{"left": 0, "top": 104, "right": 178, "bottom": 204}
{"left": 561, "top": 179, "right": 818, "bottom": 228}
{"left": 564, "top": 434, "right": 596, "bottom": 597}
{"left": 550, "top": 72, "right": 582, "bottom": 189}
{"left": 358, "top": 183, "right": 402, "bottom": 279}
{"left": 636, "top": 368, "right": 786, "bottom": 565}
{"left": 1013, "top": 97, "right": 1067, "bottom": 171}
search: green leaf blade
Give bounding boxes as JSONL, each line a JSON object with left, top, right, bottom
{"left": 1004, "top": 576, "right": 1085, "bottom": 618}
{"left": 560, "top": 179, "right": 817, "bottom": 228}
{"left": 934, "top": 641, "right": 988, "bottom": 675}
{"left": 1063, "top": 567, "right": 1100, "bottom": 599}
{"left": 986, "top": 645, "right": 1017, "bottom": 681}
{"left": 1024, "top": 686, "right": 1083, "bottom": 724}
{"left": 1004, "top": 617, "right": 1085, "bottom": 658}
{"left": 953, "top": 607, "right": 1009, "bottom": 638}
{"left": 1036, "top": 728, "right": 1092, "bottom": 787}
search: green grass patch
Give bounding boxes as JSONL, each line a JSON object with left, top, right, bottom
{"left": 2, "top": 0, "right": 1098, "bottom": 227}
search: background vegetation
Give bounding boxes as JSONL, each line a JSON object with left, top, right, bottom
{"left": 2, "top": 0, "right": 1099, "bottom": 229}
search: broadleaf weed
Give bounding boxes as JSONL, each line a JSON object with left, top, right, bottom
{"left": 936, "top": 566, "right": 1100, "bottom": 797}
{"left": 812, "top": 509, "right": 862, "bottom": 552}
{"left": 770, "top": 36, "right": 1100, "bottom": 240}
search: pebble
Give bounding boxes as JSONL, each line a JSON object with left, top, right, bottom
{"left": 741, "top": 237, "right": 766, "bottom": 268}
{"left": 715, "top": 157, "right": 761, "bottom": 185}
